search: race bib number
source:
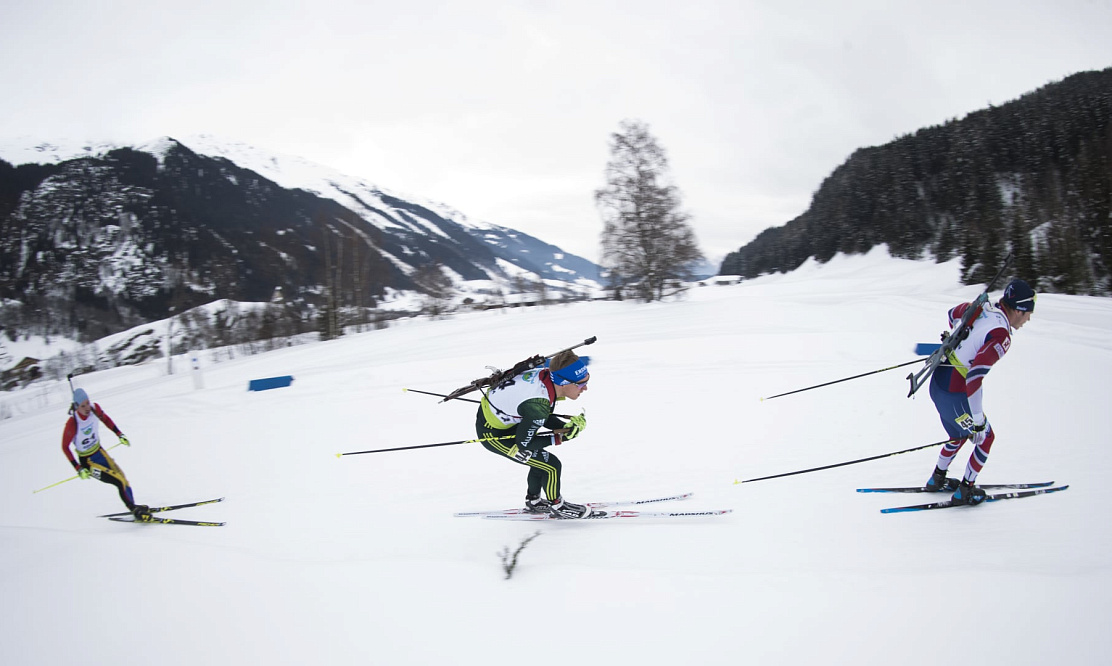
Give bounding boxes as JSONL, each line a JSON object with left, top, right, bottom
{"left": 955, "top": 412, "right": 976, "bottom": 432}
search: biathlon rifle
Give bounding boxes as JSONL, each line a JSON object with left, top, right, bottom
{"left": 440, "top": 336, "right": 597, "bottom": 403}
{"left": 906, "top": 253, "right": 1013, "bottom": 397}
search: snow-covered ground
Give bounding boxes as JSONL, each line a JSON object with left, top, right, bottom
{"left": 1, "top": 248, "right": 1108, "bottom": 665}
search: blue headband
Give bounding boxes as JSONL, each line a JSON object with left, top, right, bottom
{"left": 550, "top": 359, "right": 589, "bottom": 385}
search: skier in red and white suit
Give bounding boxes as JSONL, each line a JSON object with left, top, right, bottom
{"left": 924, "top": 279, "right": 1036, "bottom": 505}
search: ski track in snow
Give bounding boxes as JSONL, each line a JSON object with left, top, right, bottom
{"left": 1, "top": 248, "right": 1108, "bottom": 665}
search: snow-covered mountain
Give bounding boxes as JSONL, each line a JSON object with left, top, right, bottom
{"left": 151, "top": 134, "right": 603, "bottom": 285}
{"left": 0, "top": 135, "right": 603, "bottom": 341}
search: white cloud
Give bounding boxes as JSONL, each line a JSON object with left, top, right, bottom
{"left": 2, "top": 0, "right": 1111, "bottom": 263}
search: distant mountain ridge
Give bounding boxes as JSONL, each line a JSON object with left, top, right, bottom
{"left": 0, "top": 136, "right": 602, "bottom": 341}
{"left": 720, "top": 67, "right": 1112, "bottom": 295}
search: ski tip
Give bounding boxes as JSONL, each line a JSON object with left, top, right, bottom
{"left": 335, "top": 453, "right": 342, "bottom": 458}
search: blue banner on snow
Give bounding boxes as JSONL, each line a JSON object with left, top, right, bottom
{"left": 248, "top": 375, "right": 295, "bottom": 392}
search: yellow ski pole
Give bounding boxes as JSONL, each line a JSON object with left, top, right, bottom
{"left": 32, "top": 474, "right": 80, "bottom": 493}
{"left": 32, "top": 442, "right": 123, "bottom": 493}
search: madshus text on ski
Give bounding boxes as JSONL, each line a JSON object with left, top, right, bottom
{"left": 456, "top": 492, "right": 732, "bottom": 521}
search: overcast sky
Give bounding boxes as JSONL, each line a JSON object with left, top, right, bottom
{"left": 2, "top": 1, "right": 1111, "bottom": 264}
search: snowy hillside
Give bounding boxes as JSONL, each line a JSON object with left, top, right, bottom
{"left": 0, "top": 134, "right": 604, "bottom": 287}
{"left": 168, "top": 135, "right": 476, "bottom": 230}
{"left": 1, "top": 249, "right": 1108, "bottom": 665}
{"left": 0, "top": 135, "right": 473, "bottom": 230}
{"left": 1, "top": 135, "right": 464, "bottom": 228}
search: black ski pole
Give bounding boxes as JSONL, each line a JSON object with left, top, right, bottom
{"left": 336, "top": 432, "right": 559, "bottom": 457}
{"left": 761, "top": 358, "right": 927, "bottom": 401}
{"left": 402, "top": 388, "right": 576, "bottom": 422}
{"left": 402, "top": 388, "right": 480, "bottom": 404}
{"left": 732, "top": 439, "right": 954, "bottom": 484}
{"left": 907, "top": 253, "right": 1014, "bottom": 397}
{"left": 336, "top": 435, "right": 511, "bottom": 457}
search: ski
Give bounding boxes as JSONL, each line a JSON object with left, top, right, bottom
{"left": 858, "top": 480, "right": 1053, "bottom": 494}
{"left": 454, "top": 492, "right": 693, "bottom": 517}
{"left": 99, "top": 497, "right": 224, "bottom": 518}
{"left": 484, "top": 508, "right": 733, "bottom": 521}
{"left": 108, "top": 515, "right": 225, "bottom": 527}
{"left": 880, "top": 485, "right": 1069, "bottom": 514}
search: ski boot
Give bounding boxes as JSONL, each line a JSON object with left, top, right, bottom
{"left": 547, "top": 498, "right": 593, "bottom": 519}
{"left": 524, "top": 494, "right": 552, "bottom": 514}
{"left": 951, "top": 480, "right": 987, "bottom": 506}
{"left": 131, "top": 504, "right": 153, "bottom": 522}
{"left": 924, "top": 466, "right": 955, "bottom": 492}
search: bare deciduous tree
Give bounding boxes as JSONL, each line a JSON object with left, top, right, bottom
{"left": 595, "top": 120, "right": 703, "bottom": 301}
{"left": 320, "top": 226, "right": 342, "bottom": 340}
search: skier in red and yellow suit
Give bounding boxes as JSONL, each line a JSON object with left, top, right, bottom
{"left": 62, "top": 388, "right": 149, "bottom": 519}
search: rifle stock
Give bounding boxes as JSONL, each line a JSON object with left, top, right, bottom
{"left": 439, "top": 336, "right": 597, "bottom": 403}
